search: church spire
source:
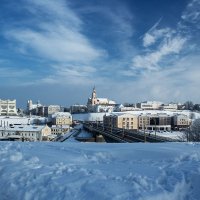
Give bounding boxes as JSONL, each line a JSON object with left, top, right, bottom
{"left": 91, "top": 86, "right": 97, "bottom": 105}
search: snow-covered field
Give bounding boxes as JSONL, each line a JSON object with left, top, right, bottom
{"left": 0, "top": 142, "right": 199, "bottom": 200}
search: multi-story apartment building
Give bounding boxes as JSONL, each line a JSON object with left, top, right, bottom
{"left": 0, "top": 99, "right": 18, "bottom": 116}
{"left": 44, "top": 105, "right": 60, "bottom": 117}
{"left": 138, "top": 114, "right": 171, "bottom": 131}
{"left": 172, "top": 114, "right": 190, "bottom": 130}
{"left": 51, "top": 112, "right": 72, "bottom": 126}
{"left": 103, "top": 113, "right": 138, "bottom": 130}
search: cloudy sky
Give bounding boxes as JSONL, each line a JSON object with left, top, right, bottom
{"left": 0, "top": 0, "right": 200, "bottom": 107}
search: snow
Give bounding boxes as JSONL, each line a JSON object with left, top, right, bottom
{"left": 0, "top": 142, "right": 200, "bottom": 200}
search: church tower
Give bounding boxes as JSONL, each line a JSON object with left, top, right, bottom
{"left": 91, "top": 86, "right": 97, "bottom": 105}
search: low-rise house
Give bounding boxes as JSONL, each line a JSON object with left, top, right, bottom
{"left": 0, "top": 125, "right": 51, "bottom": 141}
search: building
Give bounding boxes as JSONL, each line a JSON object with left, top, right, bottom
{"left": 51, "top": 125, "right": 70, "bottom": 136}
{"left": 138, "top": 101, "right": 163, "bottom": 110}
{"left": 27, "top": 100, "right": 42, "bottom": 115}
{"left": 0, "top": 124, "right": 51, "bottom": 141}
{"left": 87, "top": 87, "right": 116, "bottom": 112}
{"left": 0, "top": 99, "right": 18, "bottom": 116}
{"left": 103, "top": 113, "right": 138, "bottom": 130}
{"left": 44, "top": 105, "right": 60, "bottom": 117}
{"left": 160, "top": 103, "right": 178, "bottom": 111}
{"left": 51, "top": 112, "right": 72, "bottom": 126}
{"left": 138, "top": 114, "right": 171, "bottom": 131}
{"left": 114, "top": 104, "right": 141, "bottom": 112}
{"left": 172, "top": 114, "right": 190, "bottom": 130}
{"left": 70, "top": 104, "right": 88, "bottom": 114}
{"left": 0, "top": 116, "right": 48, "bottom": 127}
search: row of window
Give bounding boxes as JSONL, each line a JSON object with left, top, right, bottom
{"left": 122, "top": 118, "right": 135, "bottom": 121}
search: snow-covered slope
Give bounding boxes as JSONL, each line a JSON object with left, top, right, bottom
{"left": 0, "top": 142, "right": 199, "bottom": 200}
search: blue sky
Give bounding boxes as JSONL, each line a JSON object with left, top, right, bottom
{"left": 0, "top": 0, "right": 200, "bottom": 107}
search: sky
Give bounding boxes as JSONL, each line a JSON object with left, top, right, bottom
{"left": 0, "top": 0, "right": 200, "bottom": 108}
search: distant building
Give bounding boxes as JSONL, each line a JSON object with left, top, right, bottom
{"left": 138, "top": 114, "right": 171, "bottom": 131}
{"left": 0, "top": 99, "right": 18, "bottom": 116}
{"left": 51, "top": 125, "right": 70, "bottom": 136}
{"left": 138, "top": 101, "right": 163, "bottom": 110}
{"left": 160, "top": 103, "right": 178, "bottom": 111}
{"left": 87, "top": 87, "right": 116, "bottom": 112}
{"left": 0, "top": 124, "right": 51, "bottom": 141}
{"left": 70, "top": 104, "right": 88, "bottom": 114}
{"left": 172, "top": 114, "right": 190, "bottom": 130}
{"left": 114, "top": 104, "right": 141, "bottom": 112}
{"left": 44, "top": 105, "right": 60, "bottom": 117}
{"left": 103, "top": 113, "right": 138, "bottom": 130}
{"left": 0, "top": 116, "right": 48, "bottom": 127}
{"left": 27, "top": 100, "right": 42, "bottom": 115}
{"left": 51, "top": 112, "right": 72, "bottom": 126}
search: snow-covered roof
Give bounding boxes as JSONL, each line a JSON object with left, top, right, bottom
{"left": 0, "top": 125, "right": 48, "bottom": 132}
{"left": 51, "top": 112, "right": 72, "bottom": 118}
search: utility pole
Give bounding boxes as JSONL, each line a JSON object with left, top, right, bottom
{"left": 143, "top": 117, "right": 146, "bottom": 143}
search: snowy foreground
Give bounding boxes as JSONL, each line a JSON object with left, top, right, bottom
{"left": 0, "top": 142, "right": 200, "bottom": 200}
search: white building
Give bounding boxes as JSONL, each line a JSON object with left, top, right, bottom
{"left": 0, "top": 116, "right": 48, "bottom": 127}
{"left": 0, "top": 125, "right": 51, "bottom": 141}
{"left": 160, "top": 103, "right": 178, "bottom": 111}
{"left": 51, "top": 112, "right": 72, "bottom": 126}
{"left": 139, "top": 101, "right": 163, "bottom": 110}
{"left": 87, "top": 87, "right": 116, "bottom": 112}
{"left": 44, "top": 105, "right": 60, "bottom": 117}
{"left": 114, "top": 104, "right": 141, "bottom": 112}
{"left": 0, "top": 99, "right": 18, "bottom": 116}
{"left": 27, "top": 100, "right": 42, "bottom": 115}
{"left": 172, "top": 114, "right": 190, "bottom": 130}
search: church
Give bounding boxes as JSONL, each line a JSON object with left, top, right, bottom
{"left": 87, "top": 87, "right": 116, "bottom": 112}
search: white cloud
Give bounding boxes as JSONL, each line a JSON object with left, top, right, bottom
{"left": 143, "top": 26, "right": 173, "bottom": 47}
{"left": 181, "top": 0, "right": 200, "bottom": 25}
{"left": 133, "top": 36, "right": 187, "bottom": 70}
{"left": 4, "top": 0, "right": 105, "bottom": 63}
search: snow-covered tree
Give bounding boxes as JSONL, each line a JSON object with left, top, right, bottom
{"left": 185, "top": 118, "right": 200, "bottom": 141}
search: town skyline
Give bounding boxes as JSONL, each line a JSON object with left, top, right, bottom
{"left": 0, "top": 0, "right": 200, "bottom": 107}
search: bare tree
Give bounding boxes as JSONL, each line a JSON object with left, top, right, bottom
{"left": 185, "top": 118, "right": 200, "bottom": 141}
